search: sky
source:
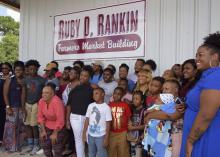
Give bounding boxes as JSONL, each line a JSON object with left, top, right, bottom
{"left": 0, "top": 4, "right": 20, "bottom": 22}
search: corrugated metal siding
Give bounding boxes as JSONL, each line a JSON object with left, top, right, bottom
{"left": 19, "top": 0, "right": 220, "bottom": 75}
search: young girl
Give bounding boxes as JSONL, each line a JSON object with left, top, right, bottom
{"left": 3, "top": 61, "right": 25, "bottom": 152}
{"left": 128, "top": 91, "right": 146, "bottom": 157}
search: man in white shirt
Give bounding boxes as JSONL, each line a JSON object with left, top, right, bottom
{"left": 98, "top": 68, "right": 117, "bottom": 103}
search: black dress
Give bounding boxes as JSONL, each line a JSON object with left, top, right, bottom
{"left": 0, "top": 78, "right": 6, "bottom": 142}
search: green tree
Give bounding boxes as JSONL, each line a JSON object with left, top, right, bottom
{"left": 0, "top": 16, "right": 19, "bottom": 35}
{"left": 0, "top": 33, "right": 19, "bottom": 63}
{"left": 0, "top": 16, "right": 19, "bottom": 63}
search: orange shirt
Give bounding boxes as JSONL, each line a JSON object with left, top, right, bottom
{"left": 38, "top": 95, "right": 65, "bottom": 130}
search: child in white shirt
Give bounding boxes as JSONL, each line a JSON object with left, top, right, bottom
{"left": 83, "top": 87, "right": 112, "bottom": 157}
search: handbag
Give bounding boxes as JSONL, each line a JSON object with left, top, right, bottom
{"left": 127, "top": 108, "right": 145, "bottom": 142}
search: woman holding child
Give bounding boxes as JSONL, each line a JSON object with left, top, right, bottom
{"left": 143, "top": 79, "right": 184, "bottom": 157}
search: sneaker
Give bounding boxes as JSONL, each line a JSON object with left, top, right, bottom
{"left": 20, "top": 146, "right": 33, "bottom": 155}
{"left": 36, "top": 148, "right": 44, "bottom": 155}
{"left": 30, "top": 145, "right": 40, "bottom": 155}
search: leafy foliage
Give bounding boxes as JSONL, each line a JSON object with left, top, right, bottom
{"left": 0, "top": 16, "right": 19, "bottom": 35}
{"left": 0, "top": 16, "right": 19, "bottom": 63}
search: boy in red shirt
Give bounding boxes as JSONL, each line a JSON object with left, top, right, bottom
{"left": 108, "top": 87, "right": 131, "bottom": 157}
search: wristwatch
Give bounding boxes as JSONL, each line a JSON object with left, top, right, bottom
{"left": 6, "top": 105, "right": 10, "bottom": 109}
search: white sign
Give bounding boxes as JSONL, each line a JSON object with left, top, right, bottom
{"left": 53, "top": 1, "right": 146, "bottom": 60}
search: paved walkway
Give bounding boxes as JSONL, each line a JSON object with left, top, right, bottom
{"left": 0, "top": 152, "right": 45, "bottom": 157}
{"left": 0, "top": 151, "right": 76, "bottom": 157}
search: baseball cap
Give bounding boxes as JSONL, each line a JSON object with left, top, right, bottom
{"left": 92, "top": 60, "right": 104, "bottom": 68}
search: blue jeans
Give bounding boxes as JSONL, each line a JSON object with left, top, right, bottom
{"left": 88, "top": 134, "right": 107, "bottom": 157}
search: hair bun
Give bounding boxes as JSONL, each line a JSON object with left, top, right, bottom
{"left": 203, "top": 31, "right": 220, "bottom": 49}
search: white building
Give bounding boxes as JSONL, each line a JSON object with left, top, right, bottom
{"left": 2, "top": 0, "right": 220, "bottom": 75}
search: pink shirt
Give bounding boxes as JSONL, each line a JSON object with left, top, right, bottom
{"left": 42, "top": 71, "right": 62, "bottom": 79}
{"left": 38, "top": 95, "right": 65, "bottom": 130}
{"left": 55, "top": 71, "right": 62, "bottom": 78}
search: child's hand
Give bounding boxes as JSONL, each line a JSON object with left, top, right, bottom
{"left": 140, "top": 133, "right": 144, "bottom": 140}
{"left": 103, "top": 136, "right": 109, "bottom": 148}
{"left": 128, "top": 124, "right": 137, "bottom": 131}
{"left": 82, "top": 132, "right": 87, "bottom": 143}
{"left": 128, "top": 122, "right": 134, "bottom": 130}
{"left": 128, "top": 121, "right": 132, "bottom": 126}
{"left": 176, "top": 104, "right": 185, "bottom": 114}
{"left": 144, "top": 116, "right": 150, "bottom": 124}
{"left": 39, "top": 130, "right": 47, "bottom": 142}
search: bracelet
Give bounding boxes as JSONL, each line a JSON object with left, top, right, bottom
{"left": 6, "top": 105, "right": 10, "bottom": 109}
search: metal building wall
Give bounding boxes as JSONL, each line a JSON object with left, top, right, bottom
{"left": 19, "top": 0, "right": 220, "bottom": 75}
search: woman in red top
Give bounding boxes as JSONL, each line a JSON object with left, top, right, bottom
{"left": 38, "top": 82, "right": 65, "bottom": 157}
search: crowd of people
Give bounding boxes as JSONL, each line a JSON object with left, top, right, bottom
{"left": 0, "top": 32, "right": 220, "bottom": 157}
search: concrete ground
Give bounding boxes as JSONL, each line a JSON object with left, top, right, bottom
{"left": 0, "top": 152, "right": 45, "bottom": 157}
{"left": 0, "top": 151, "right": 76, "bottom": 157}
{"left": 0, "top": 144, "right": 77, "bottom": 157}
